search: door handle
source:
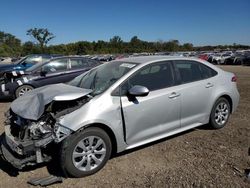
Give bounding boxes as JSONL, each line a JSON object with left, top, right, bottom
{"left": 205, "top": 83, "right": 214, "bottom": 88}
{"left": 168, "top": 92, "right": 180, "bottom": 99}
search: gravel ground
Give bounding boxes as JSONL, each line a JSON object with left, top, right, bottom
{"left": 0, "top": 65, "right": 249, "bottom": 188}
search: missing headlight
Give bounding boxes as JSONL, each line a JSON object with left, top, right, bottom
{"left": 54, "top": 123, "right": 72, "bottom": 143}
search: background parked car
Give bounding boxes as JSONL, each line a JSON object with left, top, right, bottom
{"left": 223, "top": 52, "right": 243, "bottom": 65}
{"left": 208, "top": 53, "right": 233, "bottom": 65}
{"left": 0, "top": 56, "right": 101, "bottom": 98}
{"left": 198, "top": 53, "right": 210, "bottom": 61}
{"left": 0, "top": 54, "right": 61, "bottom": 77}
{"left": 222, "top": 51, "right": 250, "bottom": 65}
{"left": 241, "top": 52, "right": 250, "bottom": 66}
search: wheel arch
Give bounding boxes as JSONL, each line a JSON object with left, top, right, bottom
{"left": 216, "top": 94, "right": 233, "bottom": 113}
{"left": 77, "top": 123, "right": 118, "bottom": 155}
{"left": 15, "top": 84, "right": 35, "bottom": 97}
{"left": 15, "top": 83, "right": 35, "bottom": 92}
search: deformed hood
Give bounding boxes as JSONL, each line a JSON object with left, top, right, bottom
{"left": 10, "top": 83, "right": 92, "bottom": 120}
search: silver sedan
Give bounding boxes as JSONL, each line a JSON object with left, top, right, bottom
{"left": 1, "top": 56, "right": 240, "bottom": 178}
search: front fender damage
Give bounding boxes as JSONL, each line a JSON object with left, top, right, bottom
{"left": 0, "top": 94, "right": 91, "bottom": 169}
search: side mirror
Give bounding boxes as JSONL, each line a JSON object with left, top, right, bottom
{"left": 128, "top": 85, "right": 149, "bottom": 97}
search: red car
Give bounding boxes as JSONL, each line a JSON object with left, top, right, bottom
{"left": 198, "top": 54, "right": 209, "bottom": 61}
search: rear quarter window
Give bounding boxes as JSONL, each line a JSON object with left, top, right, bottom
{"left": 200, "top": 64, "right": 218, "bottom": 79}
{"left": 174, "top": 60, "right": 217, "bottom": 84}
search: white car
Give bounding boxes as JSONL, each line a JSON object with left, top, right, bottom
{"left": 210, "top": 53, "right": 233, "bottom": 64}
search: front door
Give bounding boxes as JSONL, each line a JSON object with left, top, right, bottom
{"left": 120, "top": 61, "right": 181, "bottom": 145}
{"left": 34, "top": 58, "right": 69, "bottom": 87}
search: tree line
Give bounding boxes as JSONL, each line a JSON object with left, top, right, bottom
{"left": 1, "top": 28, "right": 249, "bottom": 57}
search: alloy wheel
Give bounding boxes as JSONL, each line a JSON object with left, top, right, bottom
{"left": 72, "top": 136, "right": 107, "bottom": 172}
{"left": 214, "top": 102, "right": 229, "bottom": 126}
{"left": 18, "top": 86, "right": 33, "bottom": 97}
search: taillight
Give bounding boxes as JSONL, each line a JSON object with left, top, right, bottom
{"left": 232, "top": 75, "right": 237, "bottom": 82}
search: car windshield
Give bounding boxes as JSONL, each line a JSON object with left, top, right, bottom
{"left": 14, "top": 57, "right": 26, "bottom": 65}
{"left": 68, "top": 61, "right": 138, "bottom": 95}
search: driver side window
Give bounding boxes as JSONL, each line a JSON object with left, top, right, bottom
{"left": 42, "top": 59, "right": 68, "bottom": 73}
{"left": 121, "top": 61, "right": 175, "bottom": 95}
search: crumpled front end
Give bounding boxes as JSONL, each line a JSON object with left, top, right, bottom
{"left": 0, "top": 95, "right": 90, "bottom": 169}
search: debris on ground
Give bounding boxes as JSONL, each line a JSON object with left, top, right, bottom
{"left": 27, "top": 175, "right": 64, "bottom": 187}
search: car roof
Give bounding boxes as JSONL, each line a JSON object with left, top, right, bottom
{"left": 25, "top": 56, "right": 100, "bottom": 72}
{"left": 51, "top": 56, "right": 95, "bottom": 60}
{"left": 115, "top": 55, "right": 200, "bottom": 64}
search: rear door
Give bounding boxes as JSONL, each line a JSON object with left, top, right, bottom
{"left": 120, "top": 61, "right": 181, "bottom": 145}
{"left": 173, "top": 60, "right": 217, "bottom": 127}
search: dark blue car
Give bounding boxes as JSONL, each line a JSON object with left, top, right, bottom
{"left": 0, "top": 54, "right": 61, "bottom": 77}
{"left": 0, "top": 56, "right": 101, "bottom": 98}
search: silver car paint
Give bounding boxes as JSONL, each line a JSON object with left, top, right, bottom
{"left": 53, "top": 92, "right": 91, "bottom": 101}
{"left": 59, "top": 56, "right": 239, "bottom": 153}
{"left": 121, "top": 87, "right": 181, "bottom": 145}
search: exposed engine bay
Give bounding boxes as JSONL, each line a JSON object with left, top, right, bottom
{"left": 0, "top": 95, "right": 91, "bottom": 169}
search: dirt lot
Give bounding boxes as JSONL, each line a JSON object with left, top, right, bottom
{"left": 0, "top": 66, "right": 249, "bottom": 188}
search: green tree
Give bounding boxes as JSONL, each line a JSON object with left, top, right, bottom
{"left": 129, "top": 36, "right": 143, "bottom": 52}
{"left": 182, "top": 43, "right": 193, "bottom": 51}
{"left": 0, "top": 31, "right": 21, "bottom": 56}
{"left": 27, "top": 28, "right": 55, "bottom": 52}
{"left": 22, "top": 41, "right": 41, "bottom": 55}
{"left": 109, "top": 36, "right": 123, "bottom": 53}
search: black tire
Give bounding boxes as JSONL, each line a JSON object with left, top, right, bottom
{"left": 209, "top": 97, "right": 231, "bottom": 129}
{"left": 15, "top": 85, "right": 34, "bottom": 98}
{"left": 60, "top": 127, "right": 112, "bottom": 178}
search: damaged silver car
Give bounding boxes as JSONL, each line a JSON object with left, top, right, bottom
{"left": 0, "top": 56, "right": 240, "bottom": 177}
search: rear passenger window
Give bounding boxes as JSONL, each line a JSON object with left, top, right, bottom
{"left": 175, "top": 61, "right": 202, "bottom": 83}
{"left": 175, "top": 61, "right": 217, "bottom": 84}
{"left": 70, "top": 59, "right": 89, "bottom": 69}
{"left": 121, "top": 61, "right": 174, "bottom": 94}
{"left": 200, "top": 64, "right": 218, "bottom": 79}
{"left": 87, "top": 59, "right": 100, "bottom": 66}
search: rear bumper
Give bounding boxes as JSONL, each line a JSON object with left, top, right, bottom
{"left": 231, "top": 85, "right": 240, "bottom": 113}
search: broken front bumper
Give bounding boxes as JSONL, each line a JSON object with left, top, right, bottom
{"left": 0, "top": 125, "right": 54, "bottom": 169}
{"left": 0, "top": 111, "right": 72, "bottom": 169}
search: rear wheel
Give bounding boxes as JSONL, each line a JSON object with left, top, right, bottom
{"left": 60, "top": 127, "right": 112, "bottom": 178}
{"left": 210, "top": 98, "right": 230, "bottom": 129}
{"left": 15, "top": 85, "right": 34, "bottom": 98}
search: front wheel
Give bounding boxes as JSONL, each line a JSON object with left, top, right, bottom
{"left": 15, "top": 85, "right": 34, "bottom": 98}
{"left": 60, "top": 127, "right": 112, "bottom": 178}
{"left": 209, "top": 98, "right": 231, "bottom": 129}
